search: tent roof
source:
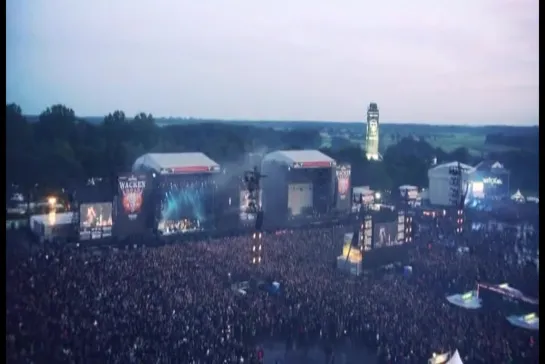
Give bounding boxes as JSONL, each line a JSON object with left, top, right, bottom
{"left": 133, "top": 153, "right": 219, "bottom": 174}
{"left": 399, "top": 185, "right": 418, "bottom": 190}
{"left": 30, "top": 212, "right": 75, "bottom": 227}
{"left": 263, "top": 150, "right": 334, "bottom": 167}
{"left": 511, "top": 189, "right": 524, "bottom": 200}
{"left": 475, "top": 160, "right": 507, "bottom": 172}
{"left": 428, "top": 161, "right": 475, "bottom": 177}
{"left": 446, "top": 350, "right": 463, "bottom": 364}
{"left": 430, "top": 161, "right": 475, "bottom": 172}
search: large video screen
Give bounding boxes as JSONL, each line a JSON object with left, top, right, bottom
{"left": 158, "top": 178, "right": 212, "bottom": 235}
{"left": 239, "top": 189, "right": 262, "bottom": 221}
{"left": 373, "top": 221, "right": 398, "bottom": 248}
{"left": 80, "top": 202, "right": 113, "bottom": 240}
{"left": 116, "top": 174, "right": 150, "bottom": 237}
{"left": 336, "top": 164, "right": 351, "bottom": 211}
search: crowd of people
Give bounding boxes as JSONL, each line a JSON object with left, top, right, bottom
{"left": 6, "top": 217, "right": 539, "bottom": 363}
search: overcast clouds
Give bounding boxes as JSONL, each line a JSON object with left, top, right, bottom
{"left": 6, "top": 0, "right": 538, "bottom": 124}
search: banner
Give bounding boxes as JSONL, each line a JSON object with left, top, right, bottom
{"left": 335, "top": 164, "right": 351, "bottom": 211}
{"left": 116, "top": 173, "right": 150, "bottom": 237}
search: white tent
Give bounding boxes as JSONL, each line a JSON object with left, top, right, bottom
{"left": 446, "top": 350, "right": 464, "bottom": 364}
{"left": 262, "top": 150, "right": 335, "bottom": 168}
{"left": 132, "top": 153, "right": 220, "bottom": 174}
{"left": 511, "top": 189, "right": 525, "bottom": 202}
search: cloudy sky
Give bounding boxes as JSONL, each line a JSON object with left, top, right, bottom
{"left": 7, "top": 0, "right": 538, "bottom": 124}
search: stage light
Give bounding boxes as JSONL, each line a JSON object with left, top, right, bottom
{"left": 48, "top": 196, "right": 57, "bottom": 206}
{"left": 375, "top": 192, "right": 381, "bottom": 200}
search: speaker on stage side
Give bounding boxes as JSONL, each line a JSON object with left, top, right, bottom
{"left": 255, "top": 211, "right": 264, "bottom": 230}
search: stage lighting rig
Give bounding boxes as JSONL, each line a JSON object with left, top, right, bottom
{"left": 251, "top": 231, "right": 263, "bottom": 264}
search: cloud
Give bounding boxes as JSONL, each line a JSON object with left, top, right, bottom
{"left": 6, "top": 0, "right": 538, "bottom": 124}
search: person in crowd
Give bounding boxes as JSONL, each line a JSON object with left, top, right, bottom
{"left": 6, "top": 221, "right": 538, "bottom": 364}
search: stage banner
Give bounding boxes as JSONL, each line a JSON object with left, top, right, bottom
{"left": 116, "top": 173, "right": 150, "bottom": 237}
{"left": 335, "top": 164, "right": 351, "bottom": 211}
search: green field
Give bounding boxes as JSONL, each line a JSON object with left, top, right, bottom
{"left": 321, "top": 131, "right": 521, "bottom": 157}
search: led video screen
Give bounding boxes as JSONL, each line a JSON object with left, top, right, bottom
{"left": 336, "top": 164, "right": 351, "bottom": 211}
{"left": 158, "top": 179, "right": 212, "bottom": 235}
{"left": 239, "top": 189, "right": 262, "bottom": 221}
{"left": 116, "top": 173, "right": 150, "bottom": 237}
{"left": 79, "top": 202, "right": 113, "bottom": 240}
{"left": 373, "top": 221, "right": 398, "bottom": 248}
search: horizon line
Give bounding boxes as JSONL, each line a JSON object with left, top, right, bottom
{"left": 23, "top": 114, "right": 538, "bottom": 128}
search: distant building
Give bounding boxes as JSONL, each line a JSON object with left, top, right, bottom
{"left": 365, "top": 102, "right": 381, "bottom": 160}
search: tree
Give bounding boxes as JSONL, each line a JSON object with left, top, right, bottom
{"left": 5, "top": 103, "right": 539, "bottom": 196}
{"left": 449, "top": 147, "right": 471, "bottom": 165}
{"left": 6, "top": 104, "right": 34, "bottom": 186}
{"left": 36, "top": 104, "right": 77, "bottom": 142}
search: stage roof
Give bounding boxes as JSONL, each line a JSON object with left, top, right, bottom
{"left": 133, "top": 153, "right": 219, "bottom": 174}
{"left": 428, "top": 161, "right": 475, "bottom": 177}
{"left": 263, "top": 150, "right": 335, "bottom": 168}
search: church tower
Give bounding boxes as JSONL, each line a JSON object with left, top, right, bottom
{"left": 365, "top": 102, "right": 380, "bottom": 160}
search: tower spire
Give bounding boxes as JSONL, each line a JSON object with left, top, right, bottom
{"left": 365, "top": 102, "right": 380, "bottom": 160}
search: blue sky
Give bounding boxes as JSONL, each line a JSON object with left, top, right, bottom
{"left": 7, "top": 0, "right": 538, "bottom": 125}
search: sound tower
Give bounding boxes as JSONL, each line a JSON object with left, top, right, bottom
{"left": 243, "top": 166, "right": 266, "bottom": 264}
{"left": 448, "top": 162, "right": 468, "bottom": 235}
{"left": 397, "top": 190, "right": 413, "bottom": 243}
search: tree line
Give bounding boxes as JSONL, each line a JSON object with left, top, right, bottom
{"left": 6, "top": 103, "right": 539, "bottom": 196}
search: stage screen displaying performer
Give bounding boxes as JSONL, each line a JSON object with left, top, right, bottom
{"left": 158, "top": 177, "right": 214, "bottom": 235}
{"left": 397, "top": 211, "right": 405, "bottom": 243}
{"left": 239, "top": 188, "right": 262, "bottom": 221}
{"left": 80, "top": 202, "right": 113, "bottom": 240}
{"left": 373, "top": 221, "right": 398, "bottom": 248}
{"left": 116, "top": 173, "right": 150, "bottom": 237}
{"left": 335, "top": 164, "right": 351, "bottom": 211}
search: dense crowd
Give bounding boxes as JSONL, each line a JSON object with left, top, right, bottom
{"left": 6, "top": 221, "right": 539, "bottom": 364}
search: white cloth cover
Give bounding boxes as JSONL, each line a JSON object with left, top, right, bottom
{"left": 446, "top": 350, "right": 463, "bottom": 364}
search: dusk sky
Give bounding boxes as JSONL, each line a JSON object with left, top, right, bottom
{"left": 7, "top": 0, "right": 538, "bottom": 125}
